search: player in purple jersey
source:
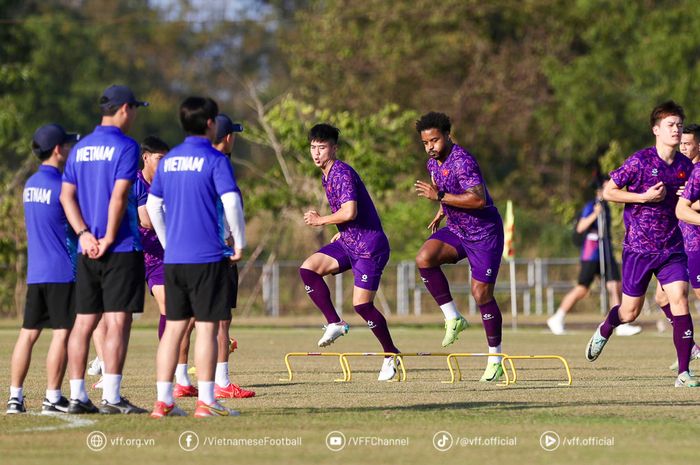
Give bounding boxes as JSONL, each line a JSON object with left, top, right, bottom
{"left": 656, "top": 123, "right": 700, "bottom": 371}
{"left": 7, "top": 124, "right": 78, "bottom": 414}
{"left": 61, "top": 85, "right": 149, "bottom": 413}
{"left": 147, "top": 97, "right": 244, "bottom": 418}
{"left": 585, "top": 101, "right": 699, "bottom": 387}
{"left": 547, "top": 179, "right": 641, "bottom": 336}
{"left": 211, "top": 114, "right": 255, "bottom": 399}
{"left": 413, "top": 112, "right": 505, "bottom": 383}
{"left": 299, "top": 123, "right": 401, "bottom": 381}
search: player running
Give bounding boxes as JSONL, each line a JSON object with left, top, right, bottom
{"left": 299, "top": 123, "right": 401, "bottom": 381}
{"left": 413, "top": 111, "right": 505, "bottom": 383}
{"left": 585, "top": 101, "right": 699, "bottom": 388}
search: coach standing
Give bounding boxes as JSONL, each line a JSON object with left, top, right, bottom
{"left": 60, "top": 85, "right": 148, "bottom": 414}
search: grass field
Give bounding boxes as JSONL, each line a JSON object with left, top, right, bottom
{"left": 1, "top": 318, "right": 699, "bottom": 465}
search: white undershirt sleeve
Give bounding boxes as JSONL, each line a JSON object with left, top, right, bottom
{"left": 221, "top": 191, "right": 246, "bottom": 249}
{"left": 145, "top": 193, "right": 167, "bottom": 249}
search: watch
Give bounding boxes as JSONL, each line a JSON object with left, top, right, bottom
{"left": 437, "top": 190, "right": 446, "bottom": 202}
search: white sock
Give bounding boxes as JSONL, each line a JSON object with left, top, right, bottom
{"left": 102, "top": 373, "right": 122, "bottom": 404}
{"left": 156, "top": 382, "right": 173, "bottom": 405}
{"left": 69, "top": 379, "right": 88, "bottom": 402}
{"left": 198, "top": 381, "right": 215, "bottom": 405}
{"left": 46, "top": 389, "right": 61, "bottom": 403}
{"left": 215, "top": 362, "right": 230, "bottom": 388}
{"left": 10, "top": 386, "right": 23, "bottom": 402}
{"left": 553, "top": 308, "right": 566, "bottom": 321}
{"left": 175, "top": 364, "right": 191, "bottom": 386}
{"left": 439, "top": 301, "right": 461, "bottom": 320}
{"left": 488, "top": 344, "right": 503, "bottom": 364}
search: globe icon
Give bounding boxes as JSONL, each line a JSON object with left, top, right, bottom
{"left": 87, "top": 431, "right": 107, "bottom": 451}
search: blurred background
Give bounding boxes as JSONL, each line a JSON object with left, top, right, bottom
{"left": 1, "top": 0, "right": 699, "bottom": 320}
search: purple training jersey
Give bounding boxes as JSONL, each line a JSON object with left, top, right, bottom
{"left": 322, "top": 160, "right": 389, "bottom": 258}
{"left": 610, "top": 147, "right": 693, "bottom": 254}
{"left": 680, "top": 163, "right": 700, "bottom": 253}
{"left": 133, "top": 171, "right": 164, "bottom": 269}
{"left": 427, "top": 144, "right": 502, "bottom": 243}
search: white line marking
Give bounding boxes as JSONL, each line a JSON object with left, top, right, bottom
{"left": 21, "top": 412, "right": 97, "bottom": 432}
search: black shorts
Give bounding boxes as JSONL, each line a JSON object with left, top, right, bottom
{"left": 76, "top": 251, "right": 145, "bottom": 314}
{"left": 165, "top": 260, "right": 231, "bottom": 322}
{"left": 227, "top": 262, "right": 238, "bottom": 310}
{"left": 23, "top": 283, "right": 75, "bottom": 330}
{"left": 578, "top": 259, "right": 621, "bottom": 287}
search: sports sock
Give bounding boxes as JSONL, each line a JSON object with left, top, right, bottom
{"left": 102, "top": 373, "right": 122, "bottom": 404}
{"left": 661, "top": 304, "right": 673, "bottom": 323}
{"left": 553, "top": 308, "right": 566, "bottom": 321}
{"left": 439, "top": 302, "right": 461, "bottom": 320}
{"left": 10, "top": 386, "right": 23, "bottom": 402}
{"left": 215, "top": 362, "right": 230, "bottom": 387}
{"left": 488, "top": 344, "right": 503, "bottom": 365}
{"left": 198, "top": 381, "right": 215, "bottom": 405}
{"left": 354, "top": 302, "right": 399, "bottom": 353}
{"left": 478, "top": 300, "right": 503, "bottom": 348}
{"left": 69, "top": 379, "right": 88, "bottom": 403}
{"left": 175, "top": 364, "right": 191, "bottom": 386}
{"left": 46, "top": 389, "right": 61, "bottom": 404}
{"left": 158, "top": 314, "right": 167, "bottom": 340}
{"left": 599, "top": 305, "right": 621, "bottom": 339}
{"left": 673, "top": 314, "right": 694, "bottom": 374}
{"left": 418, "top": 267, "right": 454, "bottom": 307}
{"left": 156, "top": 381, "right": 173, "bottom": 405}
{"left": 299, "top": 268, "right": 341, "bottom": 324}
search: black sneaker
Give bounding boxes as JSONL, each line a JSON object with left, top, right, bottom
{"left": 6, "top": 397, "right": 26, "bottom": 414}
{"left": 42, "top": 396, "right": 70, "bottom": 415}
{"left": 99, "top": 397, "right": 147, "bottom": 414}
{"left": 67, "top": 398, "right": 99, "bottom": 414}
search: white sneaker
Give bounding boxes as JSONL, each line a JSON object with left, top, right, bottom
{"left": 615, "top": 323, "right": 642, "bottom": 336}
{"left": 87, "top": 356, "right": 102, "bottom": 376}
{"left": 317, "top": 321, "right": 349, "bottom": 347}
{"left": 546, "top": 316, "right": 565, "bottom": 335}
{"left": 378, "top": 357, "right": 399, "bottom": 381}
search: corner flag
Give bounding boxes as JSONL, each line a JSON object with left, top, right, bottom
{"left": 503, "top": 200, "right": 515, "bottom": 259}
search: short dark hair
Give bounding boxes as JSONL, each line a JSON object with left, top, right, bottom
{"left": 141, "top": 135, "right": 170, "bottom": 155}
{"left": 650, "top": 100, "right": 685, "bottom": 128}
{"left": 31, "top": 141, "right": 53, "bottom": 161}
{"left": 415, "top": 112, "right": 451, "bottom": 134}
{"left": 308, "top": 123, "right": 340, "bottom": 144}
{"left": 99, "top": 96, "right": 121, "bottom": 116}
{"left": 683, "top": 123, "right": 700, "bottom": 142}
{"left": 179, "top": 97, "right": 218, "bottom": 135}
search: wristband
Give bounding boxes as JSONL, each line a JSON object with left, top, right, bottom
{"left": 437, "top": 190, "right": 446, "bottom": 202}
{"left": 77, "top": 228, "right": 89, "bottom": 237}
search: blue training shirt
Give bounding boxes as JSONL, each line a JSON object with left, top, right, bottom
{"left": 24, "top": 165, "right": 77, "bottom": 283}
{"left": 150, "top": 136, "right": 237, "bottom": 264}
{"left": 63, "top": 125, "right": 141, "bottom": 253}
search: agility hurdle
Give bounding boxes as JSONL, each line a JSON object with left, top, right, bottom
{"left": 339, "top": 352, "right": 402, "bottom": 382}
{"left": 394, "top": 353, "right": 453, "bottom": 382}
{"left": 280, "top": 352, "right": 347, "bottom": 382}
{"left": 499, "top": 355, "right": 572, "bottom": 386}
{"left": 443, "top": 353, "right": 516, "bottom": 384}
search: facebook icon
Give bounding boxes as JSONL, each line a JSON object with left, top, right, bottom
{"left": 179, "top": 431, "right": 200, "bottom": 452}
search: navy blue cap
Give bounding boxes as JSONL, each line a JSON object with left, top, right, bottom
{"left": 215, "top": 114, "right": 244, "bottom": 142}
{"left": 32, "top": 123, "right": 79, "bottom": 154}
{"left": 100, "top": 85, "right": 149, "bottom": 109}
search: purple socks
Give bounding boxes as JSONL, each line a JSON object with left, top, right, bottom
{"left": 673, "top": 314, "right": 694, "bottom": 374}
{"left": 158, "top": 314, "right": 166, "bottom": 340}
{"left": 599, "top": 305, "right": 621, "bottom": 339}
{"left": 299, "top": 268, "right": 341, "bottom": 324}
{"left": 660, "top": 303, "right": 673, "bottom": 323}
{"left": 478, "top": 300, "right": 502, "bottom": 347}
{"left": 354, "top": 302, "right": 399, "bottom": 353}
{"left": 418, "top": 267, "right": 453, "bottom": 305}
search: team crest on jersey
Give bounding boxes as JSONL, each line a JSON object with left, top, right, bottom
{"left": 442, "top": 169, "right": 449, "bottom": 177}
{"left": 678, "top": 170, "right": 687, "bottom": 180}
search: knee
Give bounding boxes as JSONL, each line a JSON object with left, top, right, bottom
{"left": 415, "top": 249, "right": 433, "bottom": 269}
{"left": 471, "top": 284, "right": 492, "bottom": 305}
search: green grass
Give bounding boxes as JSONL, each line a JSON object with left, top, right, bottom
{"left": 1, "top": 323, "right": 699, "bottom": 465}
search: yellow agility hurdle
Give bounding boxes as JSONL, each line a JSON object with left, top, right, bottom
{"left": 280, "top": 352, "right": 347, "bottom": 382}
{"left": 339, "top": 352, "right": 401, "bottom": 382}
{"left": 499, "top": 355, "right": 572, "bottom": 386}
{"left": 443, "top": 353, "right": 516, "bottom": 384}
{"left": 394, "top": 353, "right": 454, "bottom": 382}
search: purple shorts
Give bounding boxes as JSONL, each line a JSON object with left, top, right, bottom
{"left": 318, "top": 241, "right": 389, "bottom": 291}
{"left": 145, "top": 263, "right": 165, "bottom": 291}
{"left": 622, "top": 249, "right": 688, "bottom": 297}
{"left": 688, "top": 250, "right": 700, "bottom": 289}
{"left": 429, "top": 227, "right": 503, "bottom": 283}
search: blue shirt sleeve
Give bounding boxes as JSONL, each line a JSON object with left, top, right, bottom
{"left": 62, "top": 147, "right": 77, "bottom": 184}
{"left": 115, "top": 140, "right": 139, "bottom": 182}
{"left": 133, "top": 179, "right": 148, "bottom": 207}
{"left": 580, "top": 201, "right": 594, "bottom": 218}
{"left": 213, "top": 155, "right": 236, "bottom": 197}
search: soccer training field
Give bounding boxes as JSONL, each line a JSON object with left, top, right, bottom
{"left": 1, "top": 320, "right": 698, "bottom": 465}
